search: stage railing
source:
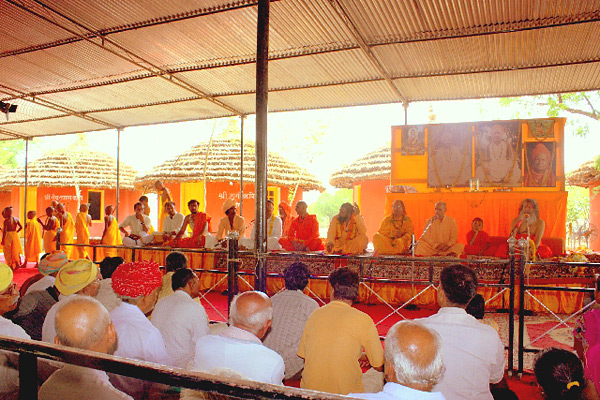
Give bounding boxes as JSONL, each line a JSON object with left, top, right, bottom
{"left": 0, "top": 336, "right": 355, "bottom": 400}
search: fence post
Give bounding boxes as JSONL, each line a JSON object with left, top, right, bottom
{"left": 18, "top": 353, "right": 38, "bottom": 400}
{"left": 508, "top": 256, "right": 516, "bottom": 375}
{"left": 517, "top": 244, "right": 526, "bottom": 377}
{"left": 227, "top": 237, "right": 239, "bottom": 314}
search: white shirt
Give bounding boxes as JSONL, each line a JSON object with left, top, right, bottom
{"left": 192, "top": 326, "right": 284, "bottom": 385}
{"left": 417, "top": 308, "right": 505, "bottom": 400}
{"left": 95, "top": 278, "right": 121, "bottom": 312}
{"left": 0, "top": 316, "right": 31, "bottom": 397}
{"left": 39, "top": 364, "right": 133, "bottom": 400}
{"left": 250, "top": 215, "right": 282, "bottom": 239}
{"left": 349, "top": 382, "right": 446, "bottom": 400}
{"left": 25, "top": 275, "right": 56, "bottom": 296}
{"left": 42, "top": 294, "right": 75, "bottom": 343}
{"left": 151, "top": 291, "right": 210, "bottom": 368}
{"left": 119, "top": 214, "right": 152, "bottom": 236}
{"left": 163, "top": 213, "right": 185, "bottom": 235}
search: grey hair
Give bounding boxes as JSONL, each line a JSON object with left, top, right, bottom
{"left": 117, "top": 294, "right": 144, "bottom": 305}
{"left": 55, "top": 296, "right": 110, "bottom": 350}
{"left": 229, "top": 291, "right": 273, "bottom": 336}
{"left": 384, "top": 321, "right": 444, "bottom": 388}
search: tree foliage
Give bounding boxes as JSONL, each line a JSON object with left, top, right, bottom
{"left": 500, "top": 91, "right": 600, "bottom": 137}
{"left": 0, "top": 140, "right": 26, "bottom": 168}
{"left": 566, "top": 185, "right": 590, "bottom": 224}
{"left": 309, "top": 189, "right": 352, "bottom": 229}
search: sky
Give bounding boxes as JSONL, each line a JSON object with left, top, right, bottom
{"left": 18, "top": 97, "right": 600, "bottom": 202}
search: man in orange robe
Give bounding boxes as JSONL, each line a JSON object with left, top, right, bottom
{"left": 25, "top": 211, "right": 42, "bottom": 265}
{"left": 173, "top": 199, "right": 215, "bottom": 248}
{"left": 326, "top": 203, "right": 368, "bottom": 255}
{"left": 38, "top": 206, "right": 58, "bottom": 254}
{"left": 75, "top": 203, "right": 92, "bottom": 259}
{"left": 2, "top": 207, "right": 23, "bottom": 269}
{"left": 280, "top": 201, "right": 324, "bottom": 251}
{"left": 100, "top": 205, "right": 121, "bottom": 259}
{"left": 56, "top": 203, "right": 75, "bottom": 258}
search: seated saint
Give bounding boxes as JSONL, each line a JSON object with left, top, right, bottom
{"left": 372, "top": 200, "right": 414, "bottom": 255}
{"left": 326, "top": 202, "right": 368, "bottom": 255}
{"left": 414, "top": 202, "right": 463, "bottom": 257}
{"left": 279, "top": 201, "right": 324, "bottom": 252}
{"left": 172, "top": 199, "right": 216, "bottom": 248}
{"left": 240, "top": 199, "right": 282, "bottom": 250}
{"left": 216, "top": 199, "right": 245, "bottom": 245}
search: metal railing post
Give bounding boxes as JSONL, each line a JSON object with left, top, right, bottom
{"left": 517, "top": 245, "right": 526, "bottom": 377}
{"left": 18, "top": 353, "right": 38, "bottom": 400}
{"left": 508, "top": 256, "right": 515, "bottom": 375}
{"left": 227, "top": 237, "right": 239, "bottom": 313}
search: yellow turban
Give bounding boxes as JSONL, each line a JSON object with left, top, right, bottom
{"left": 0, "top": 263, "right": 13, "bottom": 292}
{"left": 55, "top": 259, "right": 99, "bottom": 295}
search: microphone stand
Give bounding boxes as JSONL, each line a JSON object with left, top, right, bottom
{"left": 412, "top": 217, "right": 436, "bottom": 253}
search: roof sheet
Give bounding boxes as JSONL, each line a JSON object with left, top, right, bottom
{"left": 1, "top": 0, "right": 600, "bottom": 139}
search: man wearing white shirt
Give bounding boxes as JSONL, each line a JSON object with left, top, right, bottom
{"left": 110, "top": 260, "right": 174, "bottom": 398}
{"left": 191, "top": 291, "right": 284, "bottom": 385}
{"left": 240, "top": 199, "right": 282, "bottom": 250}
{"left": 162, "top": 201, "right": 185, "bottom": 242}
{"left": 151, "top": 269, "right": 209, "bottom": 368}
{"left": 119, "top": 202, "right": 154, "bottom": 247}
{"left": 417, "top": 264, "right": 505, "bottom": 400}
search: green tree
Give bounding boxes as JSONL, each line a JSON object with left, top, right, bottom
{"left": 500, "top": 92, "right": 600, "bottom": 137}
{"left": 0, "top": 140, "right": 26, "bottom": 168}
{"left": 566, "top": 185, "right": 590, "bottom": 224}
{"left": 309, "top": 189, "right": 353, "bottom": 230}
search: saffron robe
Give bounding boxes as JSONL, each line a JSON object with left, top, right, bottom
{"left": 176, "top": 213, "right": 211, "bottom": 248}
{"left": 25, "top": 218, "right": 42, "bottom": 263}
{"left": 280, "top": 214, "right": 324, "bottom": 251}
{"left": 75, "top": 212, "right": 91, "bottom": 259}
{"left": 372, "top": 215, "right": 414, "bottom": 255}
{"left": 326, "top": 215, "right": 368, "bottom": 255}
{"left": 100, "top": 217, "right": 121, "bottom": 259}
{"left": 414, "top": 216, "right": 464, "bottom": 257}
{"left": 60, "top": 213, "right": 75, "bottom": 259}
{"left": 3, "top": 231, "right": 23, "bottom": 268}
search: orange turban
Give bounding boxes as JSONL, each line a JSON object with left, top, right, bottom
{"left": 532, "top": 143, "right": 551, "bottom": 160}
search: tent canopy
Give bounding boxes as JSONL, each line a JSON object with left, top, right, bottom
{"left": 2, "top": 0, "right": 600, "bottom": 140}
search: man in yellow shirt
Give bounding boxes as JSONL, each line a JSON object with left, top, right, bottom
{"left": 298, "top": 267, "right": 384, "bottom": 394}
{"left": 326, "top": 203, "right": 368, "bottom": 255}
{"left": 372, "top": 200, "right": 414, "bottom": 255}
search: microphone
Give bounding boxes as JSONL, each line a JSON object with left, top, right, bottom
{"left": 511, "top": 219, "right": 523, "bottom": 237}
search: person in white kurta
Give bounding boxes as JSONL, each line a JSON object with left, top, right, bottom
{"left": 151, "top": 269, "right": 210, "bottom": 368}
{"left": 417, "top": 265, "right": 504, "bottom": 400}
{"left": 162, "top": 202, "right": 185, "bottom": 242}
{"left": 119, "top": 203, "right": 154, "bottom": 247}
{"left": 240, "top": 200, "right": 282, "bottom": 250}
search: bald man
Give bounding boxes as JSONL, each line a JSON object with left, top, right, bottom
{"left": 414, "top": 202, "right": 464, "bottom": 257}
{"left": 349, "top": 320, "right": 445, "bottom": 399}
{"left": 191, "top": 291, "right": 284, "bottom": 385}
{"left": 38, "top": 296, "right": 132, "bottom": 399}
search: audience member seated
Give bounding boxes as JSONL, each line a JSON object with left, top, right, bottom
{"left": 240, "top": 199, "right": 282, "bottom": 250}
{"left": 38, "top": 296, "right": 132, "bottom": 400}
{"left": 119, "top": 202, "right": 154, "bottom": 247}
{"left": 216, "top": 199, "right": 246, "bottom": 244}
{"left": 417, "top": 264, "right": 504, "bottom": 400}
{"left": 278, "top": 201, "right": 293, "bottom": 238}
{"left": 583, "top": 343, "right": 600, "bottom": 399}
{"left": 158, "top": 251, "right": 188, "bottom": 300}
{"left": 173, "top": 199, "right": 216, "bottom": 248}
{"left": 263, "top": 262, "right": 319, "bottom": 380}
{"left": 279, "top": 201, "right": 324, "bottom": 252}
{"left": 414, "top": 202, "right": 463, "bottom": 257}
{"left": 299, "top": 267, "right": 383, "bottom": 394}
{"left": 191, "top": 291, "right": 284, "bottom": 385}
{"left": 96, "top": 256, "right": 125, "bottom": 312}
{"left": 161, "top": 201, "right": 185, "bottom": 243}
{"left": 372, "top": 200, "right": 414, "bottom": 255}
{"left": 349, "top": 320, "right": 445, "bottom": 400}
{"left": 534, "top": 347, "right": 593, "bottom": 400}
{"left": 41, "top": 259, "right": 101, "bottom": 343}
{"left": 326, "top": 203, "right": 368, "bottom": 255}
{"left": 464, "top": 217, "right": 497, "bottom": 257}
{"left": 151, "top": 269, "right": 209, "bottom": 368}
{"left": 110, "top": 260, "right": 174, "bottom": 398}
{"left": 24, "top": 251, "right": 67, "bottom": 295}
{"left": 13, "top": 275, "right": 60, "bottom": 340}
{"left": 495, "top": 198, "right": 552, "bottom": 259}
{"left": 0, "top": 263, "right": 31, "bottom": 399}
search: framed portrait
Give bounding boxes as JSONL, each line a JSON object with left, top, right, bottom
{"left": 527, "top": 119, "right": 555, "bottom": 140}
{"left": 524, "top": 142, "right": 556, "bottom": 187}
{"left": 474, "top": 121, "right": 522, "bottom": 187}
{"left": 401, "top": 125, "right": 425, "bottom": 155}
{"left": 427, "top": 123, "right": 472, "bottom": 188}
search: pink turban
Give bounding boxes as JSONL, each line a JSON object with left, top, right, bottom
{"left": 111, "top": 260, "right": 162, "bottom": 297}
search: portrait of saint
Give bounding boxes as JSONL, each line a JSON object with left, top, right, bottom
{"left": 427, "top": 123, "right": 472, "bottom": 188}
{"left": 527, "top": 119, "right": 555, "bottom": 139}
{"left": 475, "top": 122, "right": 522, "bottom": 186}
{"left": 401, "top": 125, "right": 425, "bottom": 155}
{"left": 524, "top": 142, "right": 556, "bottom": 187}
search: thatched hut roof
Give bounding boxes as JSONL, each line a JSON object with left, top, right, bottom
{"left": 0, "top": 148, "right": 137, "bottom": 190}
{"left": 567, "top": 158, "right": 600, "bottom": 188}
{"left": 330, "top": 146, "right": 391, "bottom": 188}
{"left": 135, "top": 138, "right": 323, "bottom": 191}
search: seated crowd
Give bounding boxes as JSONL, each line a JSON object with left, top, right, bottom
{"left": 0, "top": 256, "right": 595, "bottom": 400}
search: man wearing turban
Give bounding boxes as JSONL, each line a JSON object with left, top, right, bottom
{"left": 525, "top": 143, "right": 556, "bottom": 187}
{"left": 216, "top": 199, "right": 246, "bottom": 243}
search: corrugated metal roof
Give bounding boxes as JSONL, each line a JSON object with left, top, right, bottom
{"left": 1, "top": 0, "right": 600, "bottom": 139}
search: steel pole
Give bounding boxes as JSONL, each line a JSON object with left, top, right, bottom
{"left": 22, "top": 138, "right": 29, "bottom": 267}
{"left": 254, "top": 0, "right": 269, "bottom": 293}
{"left": 239, "top": 116, "right": 244, "bottom": 216}
{"left": 116, "top": 128, "right": 121, "bottom": 222}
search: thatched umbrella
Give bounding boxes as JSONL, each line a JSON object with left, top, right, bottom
{"left": 330, "top": 146, "right": 390, "bottom": 188}
{"left": 135, "top": 138, "right": 323, "bottom": 191}
{"left": 567, "top": 158, "right": 600, "bottom": 188}
{"left": 0, "top": 148, "right": 137, "bottom": 190}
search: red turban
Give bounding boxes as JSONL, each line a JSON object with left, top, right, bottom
{"left": 111, "top": 260, "right": 162, "bottom": 297}
{"left": 532, "top": 143, "right": 551, "bottom": 160}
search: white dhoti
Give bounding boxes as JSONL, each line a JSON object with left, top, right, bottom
{"left": 239, "top": 237, "right": 282, "bottom": 251}
{"left": 122, "top": 232, "right": 154, "bottom": 247}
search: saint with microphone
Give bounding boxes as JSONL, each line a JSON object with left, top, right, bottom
{"left": 414, "top": 202, "right": 464, "bottom": 257}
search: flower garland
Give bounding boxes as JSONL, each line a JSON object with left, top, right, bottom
{"left": 336, "top": 216, "right": 356, "bottom": 241}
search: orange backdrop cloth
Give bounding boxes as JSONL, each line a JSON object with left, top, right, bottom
{"left": 385, "top": 191, "right": 567, "bottom": 244}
